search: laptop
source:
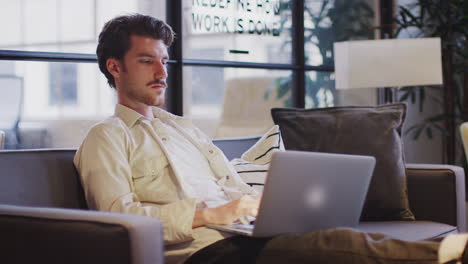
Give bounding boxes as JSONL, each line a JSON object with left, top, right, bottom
{"left": 207, "top": 150, "right": 375, "bottom": 237}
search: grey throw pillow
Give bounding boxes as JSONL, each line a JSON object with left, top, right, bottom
{"left": 271, "top": 104, "right": 415, "bottom": 221}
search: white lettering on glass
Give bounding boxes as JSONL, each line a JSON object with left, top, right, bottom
{"left": 191, "top": 0, "right": 281, "bottom": 36}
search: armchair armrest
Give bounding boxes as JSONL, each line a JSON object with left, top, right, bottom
{"left": 0, "top": 205, "right": 164, "bottom": 264}
{"left": 406, "top": 163, "right": 466, "bottom": 232}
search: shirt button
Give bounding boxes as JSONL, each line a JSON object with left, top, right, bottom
{"left": 162, "top": 137, "right": 167, "bottom": 141}
{"left": 209, "top": 150, "right": 214, "bottom": 154}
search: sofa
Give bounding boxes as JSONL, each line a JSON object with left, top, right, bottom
{"left": 0, "top": 136, "right": 466, "bottom": 264}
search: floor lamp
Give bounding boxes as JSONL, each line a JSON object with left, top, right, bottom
{"left": 333, "top": 38, "right": 443, "bottom": 104}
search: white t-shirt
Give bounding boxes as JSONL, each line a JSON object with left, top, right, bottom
{"left": 157, "top": 120, "right": 230, "bottom": 208}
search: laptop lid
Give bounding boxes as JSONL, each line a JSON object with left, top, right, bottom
{"left": 251, "top": 150, "right": 375, "bottom": 237}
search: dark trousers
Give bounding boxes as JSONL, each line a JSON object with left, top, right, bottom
{"left": 185, "top": 228, "right": 442, "bottom": 264}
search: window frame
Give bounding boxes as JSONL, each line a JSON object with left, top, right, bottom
{"left": 0, "top": 0, "right": 390, "bottom": 116}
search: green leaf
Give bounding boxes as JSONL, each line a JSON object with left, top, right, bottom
{"left": 405, "top": 124, "right": 424, "bottom": 140}
{"left": 426, "top": 126, "right": 433, "bottom": 139}
{"left": 276, "top": 79, "right": 291, "bottom": 100}
{"left": 433, "top": 123, "right": 450, "bottom": 136}
{"left": 264, "top": 79, "right": 280, "bottom": 100}
{"left": 404, "top": 125, "right": 419, "bottom": 136}
{"left": 420, "top": 3, "right": 425, "bottom": 21}
{"left": 400, "top": 6, "right": 419, "bottom": 24}
{"left": 426, "top": 113, "right": 451, "bottom": 122}
{"left": 419, "top": 87, "right": 426, "bottom": 112}
{"left": 318, "top": 0, "right": 329, "bottom": 19}
{"left": 399, "top": 9, "right": 408, "bottom": 25}
{"left": 410, "top": 89, "right": 416, "bottom": 104}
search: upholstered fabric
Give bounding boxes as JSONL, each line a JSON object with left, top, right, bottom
{"left": 211, "top": 136, "right": 261, "bottom": 161}
{"left": 271, "top": 104, "right": 415, "bottom": 221}
{"left": 1, "top": 215, "right": 132, "bottom": 264}
{"left": 0, "top": 138, "right": 465, "bottom": 256}
{"left": 0, "top": 149, "right": 86, "bottom": 209}
{"left": 0, "top": 204, "right": 164, "bottom": 264}
{"left": 406, "top": 164, "right": 466, "bottom": 231}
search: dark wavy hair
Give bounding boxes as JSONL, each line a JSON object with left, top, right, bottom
{"left": 96, "top": 14, "right": 174, "bottom": 88}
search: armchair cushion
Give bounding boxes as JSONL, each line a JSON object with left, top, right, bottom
{"left": 0, "top": 205, "right": 164, "bottom": 264}
{"left": 271, "top": 104, "right": 415, "bottom": 221}
{"left": 405, "top": 163, "right": 466, "bottom": 232}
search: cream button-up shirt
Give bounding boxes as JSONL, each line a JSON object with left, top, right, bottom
{"left": 74, "top": 104, "right": 257, "bottom": 263}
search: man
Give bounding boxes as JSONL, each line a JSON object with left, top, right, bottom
{"left": 74, "top": 14, "right": 466, "bottom": 264}
{"left": 75, "top": 13, "right": 260, "bottom": 263}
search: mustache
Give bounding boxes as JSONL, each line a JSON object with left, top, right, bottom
{"left": 147, "top": 79, "right": 167, "bottom": 87}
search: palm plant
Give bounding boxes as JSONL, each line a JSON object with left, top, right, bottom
{"left": 265, "top": 0, "right": 374, "bottom": 108}
{"left": 395, "top": 0, "right": 468, "bottom": 164}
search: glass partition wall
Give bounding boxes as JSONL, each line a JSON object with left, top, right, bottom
{"left": 0, "top": 0, "right": 379, "bottom": 148}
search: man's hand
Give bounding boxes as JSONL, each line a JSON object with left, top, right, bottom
{"left": 193, "top": 195, "right": 261, "bottom": 228}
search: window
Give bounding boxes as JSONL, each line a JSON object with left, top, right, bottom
{"left": 173, "top": 0, "right": 377, "bottom": 138}
{"left": 184, "top": 66, "right": 291, "bottom": 138}
{"left": 49, "top": 63, "right": 78, "bottom": 106}
{"left": 304, "top": 0, "right": 375, "bottom": 67}
{"left": 9, "top": 60, "right": 114, "bottom": 119}
{"left": 0, "top": 0, "right": 381, "bottom": 148}
{"left": 0, "top": 0, "right": 165, "bottom": 119}
{"left": 183, "top": 0, "right": 291, "bottom": 64}
{"left": 190, "top": 49, "right": 225, "bottom": 105}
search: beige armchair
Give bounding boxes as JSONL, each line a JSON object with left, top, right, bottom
{"left": 0, "top": 130, "right": 4, "bottom": 149}
{"left": 460, "top": 122, "right": 468, "bottom": 161}
{"left": 216, "top": 77, "right": 286, "bottom": 138}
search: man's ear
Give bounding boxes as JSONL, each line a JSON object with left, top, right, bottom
{"left": 106, "top": 58, "right": 121, "bottom": 79}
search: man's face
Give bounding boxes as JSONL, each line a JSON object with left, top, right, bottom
{"left": 111, "top": 35, "right": 169, "bottom": 107}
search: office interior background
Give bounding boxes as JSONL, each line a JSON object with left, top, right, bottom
{"left": 0, "top": 0, "right": 445, "bottom": 164}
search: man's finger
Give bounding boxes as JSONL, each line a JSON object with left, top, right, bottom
{"left": 251, "top": 208, "right": 258, "bottom": 217}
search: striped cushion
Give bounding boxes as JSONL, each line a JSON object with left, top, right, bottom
{"left": 231, "top": 125, "right": 284, "bottom": 191}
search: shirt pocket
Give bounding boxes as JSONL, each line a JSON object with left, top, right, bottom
{"left": 130, "top": 155, "right": 176, "bottom": 203}
{"left": 131, "top": 155, "right": 169, "bottom": 181}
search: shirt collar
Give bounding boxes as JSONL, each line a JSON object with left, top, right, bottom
{"left": 114, "top": 104, "right": 189, "bottom": 128}
{"left": 114, "top": 104, "right": 144, "bottom": 128}
{"left": 152, "top": 105, "right": 188, "bottom": 123}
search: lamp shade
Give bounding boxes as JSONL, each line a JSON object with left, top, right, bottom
{"left": 333, "top": 38, "right": 443, "bottom": 90}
